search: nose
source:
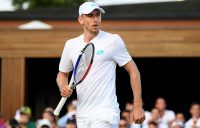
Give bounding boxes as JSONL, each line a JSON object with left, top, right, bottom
{"left": 93, "top": 15, "right": 98, "bottom": 21}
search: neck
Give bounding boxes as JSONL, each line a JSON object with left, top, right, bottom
{"left": 83, "top": 29, "right": 99, "bottom": 43}
{"left": 192, "top": 116, "right": 199, "bottom": 119}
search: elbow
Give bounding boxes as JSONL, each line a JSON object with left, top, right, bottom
{"left": 56, "top": 72, "right": 63, "bottom": 82}
{"left": 56, "top": 72, "right": 60, "bottom": 83}
{"left": 56, "top": 71, "right": 68, "bottom": 81}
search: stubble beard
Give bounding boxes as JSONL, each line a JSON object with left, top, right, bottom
{"left": 85, "top": 26, "right": 99, "bottom": 36}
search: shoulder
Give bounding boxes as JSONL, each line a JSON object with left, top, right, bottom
{"left": 100, "top": 30, "right": 122, "bottom": 41}
{"left": 197, "top": 119, "right": 200, "bottom": 127}
{"left": 185, "top": 118, "right": 192, "bottom": 125}
{"left": 144, "top": 111, "right": 151, "bottom": 120}
{"left": 165, "top": 110, "right": 175, "bottom": 115}
{"left": 27, "top": 121, "right": 36, "bottom": 128}
{"left": 64, "top": 34, "right": 83, "bottom": 47}
{"left": 100, "top": 31, "right": 125, "bottom": 49}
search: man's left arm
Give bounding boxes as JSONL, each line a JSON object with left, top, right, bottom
{"left": 123, "top": 60, "right": 145, "bottom": 124}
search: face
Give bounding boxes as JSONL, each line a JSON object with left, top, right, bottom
{"left": 119, "top": 119, "right": 127, "bottom": 128}
{"left": 65, "top": 123, "right": 76, "bottom": 128}
{"left": 190, "top": 104, "right": 200, "bottom": 118}
{"left": 121, "top": 111, "right": 130, "bottom": 122}
{"left": 125, "top": 103, "right": 133, "bottom": 112}
{"left": 155, "top": 98, "right": 166, "bottom": 111}
{"left": 19, "top": 114, "right": 29, "bottom": 124}
{"left": 42, "top": 111, "right": 54, "bottom": 122}
{"left": 176, "top": 113, "right": 185, "bottom": 122}
{"left": 78, "top": 9, "right": 101, "bottom": 34}
{"left": 149, "top": 124, "right": 158, "bottom": 128}
{"left": 67, "top": 104, "right": 76, "bottom": 112}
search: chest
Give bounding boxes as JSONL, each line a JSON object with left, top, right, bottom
{"left": 70, "top": 42, "right": 115, "bottom": 66}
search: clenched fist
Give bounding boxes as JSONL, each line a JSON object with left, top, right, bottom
{"left": 60, "top": 85, "right": 73, "bottom": 97}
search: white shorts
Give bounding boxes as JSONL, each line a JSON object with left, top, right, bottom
{"left": 77, "top": 118, "right": 118, "bottom": 128}
{"left": 76, "top": 108, "right": 120, "bottom": 128}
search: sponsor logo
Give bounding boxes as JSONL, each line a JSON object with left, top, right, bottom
{"left": 96, "top": 50, "right": 104, "bottom": 55}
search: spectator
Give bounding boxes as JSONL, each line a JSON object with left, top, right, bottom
{"left": 121, "top": 110, "right": 141, "bottom": 128}
{"left": 185, "top": 102, "right": 200, "bottom": 128}
{"left": 155, "top": 97, "right": 175, "bottom": 126}
{"left": 176, "top": 113, "right": 185, "bottom": 123}
{"left": 65, "top": 119, "right": 76, "bottom": 128}
{"left": 170, "top": 113, "right": 185, "bottom": 128}
{"left": 15, "top": 106, "right": 35, "bottom": 128}
{"left": 121, "top": 110, "right": 130, "bottom": 123}
{"left": 40, "top": 107, "right": 58, "bottom": 128}
{"left": 0, "top": 114, "right": 5, "bottom": 128}
{"left": 43, "top": 107, "right": 54, "bottom": 114}
{"left": 171, "top": 120, "right": 184, "bottom": 128}
{"left": 125, "top": 102, "right": 133, "bottom": 112}
{"left": 148, "top": 121, "right": 158, "bottom": 128}
{"left": 5, "top": 119, "right": 19, "bottom": 128}
{"left": 37, "top": 119, "right": 51, "bottom": 128}
{"left": 58, "top": 100, "right": 76, "bottom": 128}
{"left": 143, "top": 108, "right": 168, "bottom": 128}
{"left": 119, "top": 118, "right": 128, "bottom": 128}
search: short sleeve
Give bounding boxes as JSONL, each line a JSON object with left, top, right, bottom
{"left": 59, "top": 41, "right": 73, "bottom": 73}
{"left": 112, "top": 34, "right": 132, "bottom": 67}
{"left": 168, "top": 111, "right": 175, "bottom": 120}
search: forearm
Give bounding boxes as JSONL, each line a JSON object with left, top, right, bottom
{"left": 124, "top": 60, "right": 143, "bottom": 107}
{"left": 130, "top": 69, "right": 143, "bottom": 107}
{"left": 56, "top": 72, "right": 69, "bottom": 92}
{"left": 124, "top": 60, "right": 145, "bottom": 123}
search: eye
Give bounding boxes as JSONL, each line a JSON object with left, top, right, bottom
{"left": 86, "top": 14, "right": 93, "bottom": 17}
{"left": 96, "top": 13, "right": 100, "bottom": 16}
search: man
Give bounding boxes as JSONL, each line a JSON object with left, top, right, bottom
{"left": 184, "top": 102, "right": 200, "bottom": 128}
{"left": 65, "top": 119, "right": 77, "bottom": 128}
{"left": 119, "top": 118, "right": 128, "bottom": 128}
{"left": 40, "top": 107, "right": 58, "bottom": 128}
{"left": 15, "top": 106, "right": 35, "bottom": 128}
{"left": 57, "top": 2, "right": 145, "bottom": 128}
{"left": 154, "top": 97, "right": 175, "bottom": 126}
{"left": 148, "top": 121, "right": 158, "bottom": 128}
{"left": 142, "top": 108, "right": 168, "bottom": 128}
{"left": 58, "top": 100, "right": 76, "bottom": 128}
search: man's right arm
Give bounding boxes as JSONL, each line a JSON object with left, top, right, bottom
{"left": 56, "top": 71, "right": 73, "bottom": 97}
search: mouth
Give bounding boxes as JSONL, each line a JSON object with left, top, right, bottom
{"left": 92, "top": 24, "right": 98, "bottom": 28}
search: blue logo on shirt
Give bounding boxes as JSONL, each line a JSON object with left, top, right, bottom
{"left": 91, "top": 4, "right": 96, "bottom": 7}
{"left": 96, "top": 50, "right": 104, "bottom": 55}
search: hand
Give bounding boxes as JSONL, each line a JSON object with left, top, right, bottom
{"left": 60, "top": 85, "right": 73, "bottom": 97}
{"left": 130, "top": 106, "right": 145, "bottom": 124}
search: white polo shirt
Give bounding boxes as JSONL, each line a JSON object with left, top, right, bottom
{"left": 185, "top": 118, "right": 200, "bottom": 128}
{"left": 160, "top": 110, "right": 175, "bottom": 125}
{"left": 59, "top": 30, "right": 132, "bottom": 124}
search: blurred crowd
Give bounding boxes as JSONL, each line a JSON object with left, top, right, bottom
{"left": 0, "top": 97, "right": 199, "bottom": 128}
{"left": 120, "top": 97, "right": 200, "bottom": 128}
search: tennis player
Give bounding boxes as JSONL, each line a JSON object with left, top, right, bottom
{"left": 57, "top": 2, "right": 145, "bottom": 128}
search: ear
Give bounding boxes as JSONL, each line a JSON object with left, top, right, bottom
{"left": 78, "top": 16, "right": 84, "bottom": 25}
